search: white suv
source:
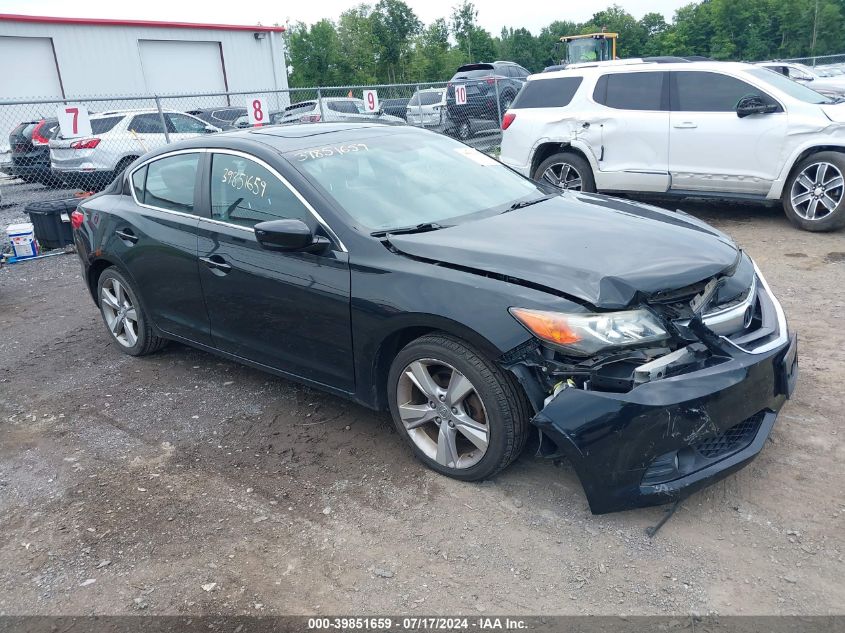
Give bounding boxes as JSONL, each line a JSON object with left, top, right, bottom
{"left": 500, "top": 60, "right": 845, "bottom": 232}
{"left": 50, "top": 109, "right": 218, "bottom": 189}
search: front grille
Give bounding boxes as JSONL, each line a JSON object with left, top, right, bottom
{"left": 691, "top": 412, "right": 764, "bottom": 459}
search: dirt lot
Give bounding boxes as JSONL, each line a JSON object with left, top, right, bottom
{"left": 0, "top": 179, "right": 844, "bottom": 617}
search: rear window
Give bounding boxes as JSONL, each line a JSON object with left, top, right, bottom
{"left": 593, "top": 72, "right": 665, "bottom": 110}
{"left": 410, "top": 91, "right": 445, "bottom": 106}
{"left": 90, "top": 116, "right": 122, "bottom": 134}
{"left": 511, "top": 77, "right": 583, "bottom": 109}
{"left": 452, "top": 64, "right": 495, "bottom": 79}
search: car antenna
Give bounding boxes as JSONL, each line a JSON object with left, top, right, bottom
{"left": 645, "top": 499, "right": 683, "bottom": 538}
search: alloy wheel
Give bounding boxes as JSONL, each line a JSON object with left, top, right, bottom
{"left": 542, "top": 161, "right": 583, "bottom": 191}
{"left": 396, "top": 359, "right": 489, "bottom": 469}
{"left": 100, "top": 278, "right": 139, "bottom": 348}
{"left": 458, "top": 121, "right": 471, "bottom": 140}
{"left": 791, "top": 161, "right": 844, "bottom": 221}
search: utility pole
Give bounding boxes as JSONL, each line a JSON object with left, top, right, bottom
{"left": 811, "top": 0, "right": 819, "bottom": 60}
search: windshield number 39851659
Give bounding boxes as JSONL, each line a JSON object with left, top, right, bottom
{"left": 221, "top": 168, "right": 267, "bottom": 197}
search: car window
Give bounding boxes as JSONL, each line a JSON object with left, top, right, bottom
{"left": 131, "top": 165, "right": 147, "bottom": 201}
{"left": 128, "top": 113, "right": 166, "bottom": 134}
{"left": 210, "top": 153, "right": 311, "bottom": 228}
{"left": 672, "top": 71, "right": 778, "bottom": 112}
{"left": 516, "top": 66, "right": 530, "bottom": 78}
{"left": 746, "top": 68, "right": 831, "bottom": 104}
{"left": 512, "top": 77, "right": 583, "bottom": 108}
{"left": 90, "top": 116, "right": 122, "bottom": 135}
{"left": 288, "top": 130, "right": 543, "bottom": 232}
{"left": 328, "top": 101, "right": 360, "bottom": 114}
{"left": 167, "top": 113, "right": 207, "bottom": 134}
{"left": 211, "top": 109, "right": 245, "bottom": 122}
{"left": 418, "top": 91, "right": 444, "bottom": 106}
{"left": 143, "top": 153, "right": 200, "bottom": 213}
{"left": 594, "top": 72, "right": 665, "bottom": 110}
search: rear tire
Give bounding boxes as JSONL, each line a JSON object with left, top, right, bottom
{"left": 96, "top": 266, "right": 167, "bottom": 356}
{"left": 783, "top": 151, "right": 845, "bottom": 232}
{"left": 534, "top": 151, "right": 595, "bottom": 193}
{"left": 387, "top": 333, "right": 530, "bottom": 481}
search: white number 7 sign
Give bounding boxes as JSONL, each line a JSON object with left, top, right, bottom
{"left": 454, "top": 84, "right": 467, "bottom": 105}
{"left": 57, "top": 104, "right": 92, "bottom": 138}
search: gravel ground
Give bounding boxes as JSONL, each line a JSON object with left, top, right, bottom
{"left": 0, "top": 176, "right": 843, "bottom": 617}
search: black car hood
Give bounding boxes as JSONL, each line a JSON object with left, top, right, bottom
{"left": 387, "top": 193, "right": 740, "bottom": 309}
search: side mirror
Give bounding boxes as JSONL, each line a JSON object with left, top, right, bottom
{"left": 204, "top": 125, "right": 218, "bottom": 134}
{"left": 736, "top": 95, "right": 778, "bottom": 118}
{"left": 254, "top": 219, "right": 330, "bottom": 253}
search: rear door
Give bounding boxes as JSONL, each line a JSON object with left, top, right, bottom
{"left": 118, "top": 151, "right": 211, "bottom": 344}
{"left": 126, "top": 113, "right": 170, "bottom": 155}
{"left": 196, "top": 150, "right": 354, "bottom": 390}
{"left": 667, "top": 70, "right": 787, "bottom": 195}
{"left": 590, "top": 70, "right": 670, "bottom": 192}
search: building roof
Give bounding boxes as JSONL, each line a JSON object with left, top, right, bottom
{"left": 0, "top": 13, "right": 285, "bottom": 32}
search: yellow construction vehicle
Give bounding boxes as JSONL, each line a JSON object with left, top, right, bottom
{"left": 560, "top": 32, "right": 618, "bottom": 64}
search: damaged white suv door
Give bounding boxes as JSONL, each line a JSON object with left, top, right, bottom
{"left": 500, "top": 60, "right": 845, "bottom": 232}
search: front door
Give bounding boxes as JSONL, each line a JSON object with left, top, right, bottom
{"left": 197, "top": 150, "right": 354, "bottom": 391}
{"left": 668, "top": 70, "right": 788, "bottom": 195}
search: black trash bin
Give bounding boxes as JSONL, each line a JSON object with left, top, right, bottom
{"left": 25, "top": 198, "right": 78, "bottom": 251}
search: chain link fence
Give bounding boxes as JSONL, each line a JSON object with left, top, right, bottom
{"left": 0, "top": 80, "right": 508, "bottom": 250}
{"left": 780, "top": 53, "right": 845, "bottom": 69}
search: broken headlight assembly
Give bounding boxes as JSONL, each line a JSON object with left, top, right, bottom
{"left": 509, "top": 307, "right": 669, "bottom": 356}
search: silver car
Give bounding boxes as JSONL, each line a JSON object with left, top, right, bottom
{"left": 269, "top": 98, "right": 404, "bottom": 125}
{"left": 406, "top": 88, "right": 447, "bottom": 131}
{"left": 49, "top": 109, "right": 218, "bottom": 189}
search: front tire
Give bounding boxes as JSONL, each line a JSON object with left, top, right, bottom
{"left": 533, "top": 151, "right": 596, "bottom": 193}
{"left": 387, "top": 334, "right": 530, "bottom": 481}
{"left": 96, "top": 267, "right": 166, "bottom": 356}
{"left": 783, "top": 151, "right": 845, "bottom": 232}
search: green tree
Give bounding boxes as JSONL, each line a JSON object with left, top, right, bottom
{"left": 371, "top": 0, "right": 422, "bottom": 82}
{"left": 451, "top": 1, "right": 478, "bottom": 62}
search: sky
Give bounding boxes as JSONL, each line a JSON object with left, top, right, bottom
{"left": 0, "top": 0, "right": 690, "bottom": 35}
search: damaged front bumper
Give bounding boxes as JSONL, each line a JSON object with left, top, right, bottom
{"left": 533, "top": 331, "right": 797, "bottom": 514}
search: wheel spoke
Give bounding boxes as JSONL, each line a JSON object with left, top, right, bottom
{"left": 453, "top": 413, "right": 489, "bottom": 452}
{"left": 806, "top": 198, "right": 819, "bottom": 220}
{"left": 124, "top": 308, "right": 137, "bottom": 323}
{"left": 820, "top": 193, "right": 839, "bottom": 211}
{"left": 566, "top": 177, "right": 582, "bottom": 190}
{"left": 559, "top": 164, "right": 571, "bottom": 184}
{"left": 542, "top": 167, "right": 559, "bottom": 186}
{"left": 398, "top": 403, "right": 437, "bottom": 430}
{"left": 823, "top": 175, "right": 843, "bottom": 189}
{"left": 123, "top": 321, "right": 138, "bottom": 346}
{"left": 101, "top": 288, "right": 120, "bottom": 310}
{"left": 798, "top": 174, "right": 815, "bottom": 190}
{"left": 816, "top": 163, "right": 828, "bottom": 184}
{"left": 792, "top": 191, "right": 812, "bottom": 206}
{"left": 110, "top": 315, "right": 124, "bottom": 335}
{"left": 405, "top": 361, "right": 440, "bottom": 400}
{"left": 445, "top": 370, "right": 474, "bottom": 407}
{"left": 113, "top": 280, "right": 127, "bottom": 307}
{"left": 435, "top": 424, "right": 459, "bottom": 468}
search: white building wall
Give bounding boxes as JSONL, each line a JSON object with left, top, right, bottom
{"left": 0, "top": 19, "right": 289, "bottom": 100}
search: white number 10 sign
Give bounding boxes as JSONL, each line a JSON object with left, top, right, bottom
{"left": 454, "top": 84, "right": 468, "bottom": 105}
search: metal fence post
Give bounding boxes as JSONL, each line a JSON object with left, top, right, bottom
{"left": 494, "top": 77, "right": 503, "bottom": 126}
{"left": 154, "top": 96, "right": 170, "bottom": 143}
{"left": 415, "top": 83, "right": 422, "bottom": 127}
{"left": 317, "top": 87, "right": 325, "bottom": 122}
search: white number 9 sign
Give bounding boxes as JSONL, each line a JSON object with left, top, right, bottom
{"left": 363, "top": 90, "right": 379, "bottom": 113}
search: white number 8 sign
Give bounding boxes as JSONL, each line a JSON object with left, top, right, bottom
{"left": 455, "top": 84, "right": 467, "bottom": 105}
{"left": 248, "top": 97, "right": 267, "bottom": 126}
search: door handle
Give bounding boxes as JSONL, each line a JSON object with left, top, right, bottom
{"left": 115, "top": 229, "right": 138, "bottom": 244}
{"left": 199, "top": 255, "right": 232, "bottom": 275}
{"left": 673, "top": 121, "right": 697, "bottom": 129}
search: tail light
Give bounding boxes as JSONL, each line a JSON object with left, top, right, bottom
{"left": 70, "top": 138, "right": 100, "bottom": 150}
{"left": 502, "top": 112, "right": 516, "bottom": 130}
{"left": 299, "top": 114, "right": 321, "bottom": 123}
{"left": 31, "top": 120, "right": 50, "bottom": 145}
{"left": 486, "top": 77, "right": 496, "bottom": 85}
{"left": 70, "top": 209, "right": 84, "bottom": 230}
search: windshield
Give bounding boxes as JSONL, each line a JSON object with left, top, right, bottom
{"left": 410, "top": 90, "right": 445, "bottom": 106}
{"left": 287, "top": 130, "right": 545, "bottom": 232}
{"left": 747, "top": 68, "right": 833, "bottom": 104}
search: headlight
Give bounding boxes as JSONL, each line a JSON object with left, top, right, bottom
{"left": 509, "top": 307, "right": 668, "bottom": 356}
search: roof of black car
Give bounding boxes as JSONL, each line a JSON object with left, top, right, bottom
{"left": 238, "top": 121, "right": 415, "bottom": 150}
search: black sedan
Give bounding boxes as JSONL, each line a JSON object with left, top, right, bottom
{"left": 70, "top": 123, "right": 798, "bottom": 514}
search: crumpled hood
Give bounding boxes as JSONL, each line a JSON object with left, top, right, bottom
{"left": 820, "top": 103, "right": 845, "bottom": 123}
{"left": 387, "top": 193, "right": 740, "bottom": 309}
